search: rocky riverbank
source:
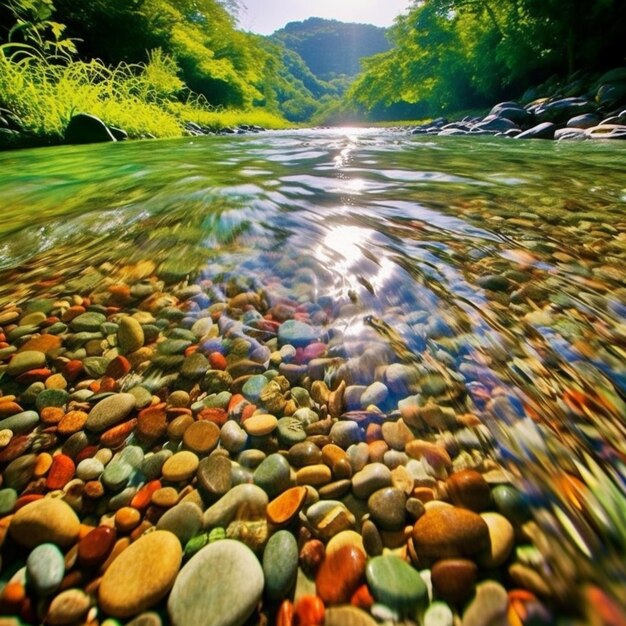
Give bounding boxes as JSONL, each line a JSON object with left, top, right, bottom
{"left": 410, "top": 67, "right": 626, "bottom": 140}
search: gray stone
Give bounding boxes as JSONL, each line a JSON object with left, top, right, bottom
{"left": 157, "top": 502, "right": 203, "bottom": 545}
{"left": 85, "top": 393, "right": 136, "bottom": 432}
{"left": 203, "top": 484, "right": 268, "bottom": 528}
{"left": 168, "top": 540, "right": 264, "bottom": 626}
{"left": 515, "top": 122, "right": 556, "bottom": 140}
{"left": 262, "top": 530, "right": 298, "bottom": 601}
{"left": 26, "top": 543, "right": 65, "bottom": 595}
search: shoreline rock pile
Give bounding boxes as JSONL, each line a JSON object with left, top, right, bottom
{"left": 412, "top": 67, "right": 626, "bottom": 140}
{"left": 0, "top": 253, "right": 600, "bottom": 626}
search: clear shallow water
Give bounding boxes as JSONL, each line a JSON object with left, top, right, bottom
{"left": 1, "top": 129, "right": 626, "bottom": 619}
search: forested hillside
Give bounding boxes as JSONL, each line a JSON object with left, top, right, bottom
{"left": 272, "top": 18, "right": 390, "bottom": 81}
{"left": 347, "top": 0, "right": 626, "bottom": 119}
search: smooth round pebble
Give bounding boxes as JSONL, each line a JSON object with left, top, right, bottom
{"left": 162, "top": 451, "right": 199, "bottom": 482}
{"left": 47, "top": 589, "right": 91, "bottom": 625}
{"left": 10, "top": 498, "right": 80, "bottom": 548}
{"left": 262, "top": 530, "right": 298, "bottom": 600}
{"left": 26, "top": 543, "right": 65, "bottom": 595}
{"left": 168, "top": 539, "right": 263, "bottom": 626}
{"left": 243, "top": 414, "right": 278, "bottom": 436}
{"left": 157, "top": 502, "right": 203, "bottom": 544}
{"left": 99, "top": 530, "right": 182, "bottom": 618}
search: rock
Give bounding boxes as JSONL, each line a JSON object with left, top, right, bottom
{"left": 330, "top": 421, "right": 362, "bottom": 448}
{"left": 534, "top": 97, "right": 594, "bottom": 123}
{"left": 367, "top": 487, "right": 407, "bottom": 530}
{"left": 7, "top": 350, "right": 46, "bottom": 376}
{"left": 65, "top": 113, "right": 116, "bottom": 144}
{"left": 183, "top": 420, "right": 220, "bottom": 455}
{"left": 47, "top": 589, "right": 91, "bottom": 625}
{"left": 478, "top": 512, "right": 515, "bottom": 567}
{"left": 325, "top": 606, "right": 378, "bottom": 626}
{"left": 99, "top": 530, "right": 182, "bottom": 618}
{"left": 262, "top": 530, "right": 298, "bottom": 600}
{"left": 431, "top": 558, "right": 478, "bottom": 604}
{"left": 492, "top": 484, "right": 531, "bottom": 524}
{"left": 203, "top": 483, "right": 268, "bottom": 528}
{"left": 253, "top": 453, "right": 291, "bottom": 498}
{"left": 157, "top": 502, "right": 203, "bottom": 544}
{"left": 366, "top": 554, "right": 428, "bottom": 616}
{"left": 412, "top": 507, "right": 490, "bottom": 561}
{"left": 587, "top": 124, "right": 626, "bottom": 139}
{"left": 267, "top": 486, "right": 307, "bottom": 526}
{"left": 352, "top": 463, "right": 392, "bottom": 499}
{"left": 197, "top": 455, "right": 232, "bottom": 500}
{"left": 316, "top": 544, "right": 366, "bottom": 605}
{"left": 70, "top": 311, "right": 106, "bottom": 331}
{"left": 554, "top": 128, "right": 587, "bottom": 140}
{"left": 567, "top": 113, "right": 600, "bottom": 128}
{"left": 10, "top": 498, "right": 80, "bottom": 548}
{"left": 26, "top": 543, "right": 65, "bottom": 595}
{"left": 85, "top": 393, "right": 136, "bottom": 432}
{"left": 118, "top": 316, "right": 145, "bottom": 353}
{"left": 220, "top": 420, "right": 247, "bottom": 453}
{"left": 515, "top": 122, "right": 556, "bottom": 140}
{"left": 243, "top": 414, "right": 278, "bottom": 436}
{"left": 474, "top": 116, "right": 519, "bottom": 132}
{"left": 77, "top": 525, "right": 117, "bottom": 567}
{"left": 278, "top": 320, "right": 318, "bottom": 347}
{"left": 424, "top": 601, "right": 454, "bottom": 626}
{"left": 445, "top": 469, "right": 491, "bottom": 511}
{"left": 161, "top": 450, "right": 199, "bottom": 482}
{"left": 168, "top": 539, "right": 263, "bottom": 626}
{"left": 462, "top": 580, "right": 509, "bottom": 626}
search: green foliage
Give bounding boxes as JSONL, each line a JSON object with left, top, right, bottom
{"left": 348, "top": 0, "right": 626, "bottom": 120}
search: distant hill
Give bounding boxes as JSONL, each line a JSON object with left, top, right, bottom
{"left": 271, "top": 17, "right": 391, "bottom": 81}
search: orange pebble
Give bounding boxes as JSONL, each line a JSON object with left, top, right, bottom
{"left": 100, "top": 418, "right": 137, "bottom": 448}
{"left": 15, "top": 368, "right": 52, "bottom": 384}
{"left": 277, "top": 600, "right": 294, "bottom": 626}
{"left": 14, "top": 494, "right": 43, "bottom": 510}
{"left": 351, "top": 584, "right": 374, "bottom": 610}
{"left": 293, "top": 595, "right": 325, "bottom": 626}
{"left": 115, "top": 506, "right": 142, "bottom": 532}
{"left": 84, "top": 481, "right": 105, "bottom": 499}
{"left": 99, "top": 376, "right": 117, "bottom": 393}
{"left": 63, "top": 359, "right": 84, "bottom": 381}
{"left": 2, "top": 581, "right": 26, "bottom": 604}
{"left": 184, "top": 345, "right": 199, "bottom": 357}
{"left": 412, "top": 487, "right": 435, "bottom": 503}
{"left": 61, "top": 305, "right": 86, "bottom": 322}
{"left": 208, "top": 351, "right": 227, "bottom": 370}
{"left": 46, "top": 454, "right": 76, "bottom": 490}
{"left": 40, "top": 406, "right": 65, "bottom": 425}
{"left": 57, "top": 410, "right": 89, "bottom": 436}
{"left": 197, "top": 407, "right": 228, "bottom": 426}
{"left": 0, "top": 401, "right": 22, "bottom": 417}
{"left": 130, "top": 480, "right": 162, "bottom": 511}
{"left": 105, "top": 355, "right": 131, "bottom": 379}
{"left": 33, "top": 452, "right": 53, "bottom": 477}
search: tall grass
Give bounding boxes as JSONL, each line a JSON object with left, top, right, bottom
{"left": 0, "top": 41, "right": 289, "bottom": 144}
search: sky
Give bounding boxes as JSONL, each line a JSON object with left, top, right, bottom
{"left": 238, "top": 0, "right": 413, "bottom": 35}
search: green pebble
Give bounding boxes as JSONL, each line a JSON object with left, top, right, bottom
{"left": 253, "top": 453, "right": 291, "bottom": 498}
{"left": 102, "top": 461, "right": 133, "bottom": 491}
{"left": 70, "top": 312, "right": 106, "bottom": 332}
{"left": 276, "top": 417, "right": 307, "bottom": 446}
{"left": 6, "top": 350, "right": 46, "bottom": 376}
{"left": 158, "top": 339, "right": 192, "bottom": 355}
{"left": 0, "top": 488, "right": 18, "bottom": 515}
{"left": 366, "top": 555, "right": 427, "bottom": 617}
{"left": 0, "top": 410, "right": 39, "bottom": 434}
{"left": 83, "top": 356, "right": 111, "bottom": 378}
{"left": 26, "top": 543, "right": 65, "bottom": 595}
{"left": 262, "top": 530, "right": 298, "bottom": 601}
{"left": 492, "top": 484, "right": 531, "bottom": 524}
{"left": 35, "top": 388, "right": 69, "bottom": 411}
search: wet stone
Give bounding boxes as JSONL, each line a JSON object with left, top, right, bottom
{"left": 118, "top": 316, "right": 145, "bottom": 353}
{"left": 47, "top": 589, "right": 91, "bottom": 625}
{"left": 85, "top": 392, "right": 136, "bottom": 433}
{"left": 316, "top": 543, "right": 366, "bottom": 605}
{"left": 431, "top": 558, "right": 478, "bottom": 604}
{"left": 368, "top": 487, "right": 407, "bottom": 530}
{"left": 78, "top": 525, "right": 117, "bottom": 567}
{"left": 266, "top": 485, "right": 307, "bottom": 526}
{"left": 182, "top": 420, "right": 220, "bottom": 455}
{"left": 162, "top": 451, "right": 199, "bottom": 482}
{"left": 10, "top": 497, "right": 80, "bottom": 548}
{"left": 352, "top": 462, "right": 393, "bottom": 499}
{"left": 26, "top": 542, "right": 65, "bottom": 595}
{"left": 157, "top": 501, "right": 203, "bottom": 544}
{"left": 262, "top": 529, "right": 298, "bottom": 601}
{"left": 288, "top": 440, "right": 322, "bottom": 467}
{"left": 7, "top": 350, "right": 46, "bottom": 375}
{"left": 168, "top": 539, "right": 263, "bottom": 626}
{"left": 253, "top": 453, "right": 291, "bottom": 498}
{"left": 276, "top": 416, "right": 307, "bottom": 446}
{"left": 203, "top": 483, "right": 268, "bottom": 528}
{"left": 99, "top": 530, "right": 182, "bottom": 618}
{"left": 197, "top": 454, "right": 232, "bottom": 500}
{"left": 366, "top": 554, "right": 428, "bottom": 616}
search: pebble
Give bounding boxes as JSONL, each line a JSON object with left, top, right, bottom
{"left": 315, "top": 543, "right": 366, "bottom": 604}
{"left": 162, "top": 451, "right": 199, "bottom": 482}
{"left": 461, "top": 580, "right": 509, "bottom": 626}
{"left": 478, "top": 512, "right": 515, "bottom": 567}
{"left": 423, "top": 601, "right": 454, "bottom": 626}
{"left": 366, "top": 554, "right": 428, "bottom": 616}
{"left": 445, "top": 469, "right": 491, "bottom": 512}
{"left": 10, "top": 497, "right": 80, "bottom": 548}
{"left": 203, "top": 483, "right": 268, "bottom": 528}
{"left": 47, "top": 589, "right": 91, "bottom": 625}
{"left": 0, "top": 488, "right": 18, "bottom": 514}
{"left": 197, "top": 455, "right": 232, "bottom": 500}
{"left": 99, "top": 530, "right": 182, "bottom": 618}
{"left": 157, "top": 502, "right": 203, "bottom": 544}
{"left": 367, "top": 487, "right": 407, "bottom": 530}
{"left": 412, "top": 506, "right": 490, "bottom": 561}
{"left": 182, "top": 420, "right": 220, "bottom": 455}
{"left": 266, "top": 485, "right": 307, "bottom": 526}
{"left": 26, "top": 543, "right": 65, "bottom": 595}
{"left": 324, "top": 606, "right": 378, "bottom": 626}
{"left": 243, "top": 413, "right": 278, "bottom": 436}
{"left": 278, "top": 319, "right": 318, "bottom": 347}
{"left": 326, "top": 530, "right": 365, "bottom": 556}
{"left": 7, "top": 350, "right": 46, "bottom": 375}
{"left": 168, "top": 539, "right": 264, "bottom": 626}
{"left": 431, "top": 558, "right": 478, "bottom": 604}
{"left": 78, "top": 525, "right": 117, "bottom": 567}
{"left": 253, "top": 453, "right": 291, "bottom": 498}
{"left": 492, "top": 484, "right": 531, "bottom": 524}
{"left": 220, "top": 420, "right": 247, "bottom": 453}
{"left": 76, "top": 457, "right": 104, "bottom": 481}
{"left": 288, "top": 440, "right": 322, "bottom": 467}
{"left": 352, "top": 463, "right": 392, "bottom": 499}
{"left": 262, "top": 529, "right": 298, "bottom": 600}
{"left": 85, "top": 393, "right": 136, "bottom": 433}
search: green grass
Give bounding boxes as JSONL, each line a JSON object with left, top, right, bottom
{"left": 0, "top": 45, "right": 290, "bottom": 145}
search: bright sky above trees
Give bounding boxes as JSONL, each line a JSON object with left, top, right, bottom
{"left": 239, "top": 0, "right": 413, "bottom": 35}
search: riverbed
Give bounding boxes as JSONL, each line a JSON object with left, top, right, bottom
{"left": 0, "top": 129, "right": 625, "bottom": 625}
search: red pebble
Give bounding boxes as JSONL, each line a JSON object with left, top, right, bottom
{"left": 294, "top": 595, "right": 325, "bottom": 626}
{"left": 351, "top": 584, "right": 374, "bottom": 610}
{"left": 100, "top": 418, "right": 137, "bottom": 448}
{"left": 46, "top": 454, "right": 76, "bottom": 490}
{"left": 105, "top": 355, "right": 131, "bottom": 379}
{"left": 276, "top": 600, "right": 294, "bottom": 626}
{"left": 130, "top": 480, "right": 162, "bottom": 511}
{"left": 315, "top": 544, "right": 366, "bottom": 605}
{"left": 208, "top": 351, "right": 227, "bottom": 370}
{"left": 63, "top": 359, "right": 84, "bottom": 381}
{"left": 77, "top": 525, "right": 117, "bottom": 567}
{"left": 197, "top": 407, "right": 228, "bottom": 426}
{"left": 15, "top": 368, "right": 52, "bottom": 384}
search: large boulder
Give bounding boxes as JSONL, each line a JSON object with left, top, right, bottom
{"left": 533, "top": 97, "right": 595, "bottom": 123}
{"left": 515, "top": 122, "right": 556, "bottom": 140}
{"left": 65, "top": 113, "right": 117, "bottom": 145}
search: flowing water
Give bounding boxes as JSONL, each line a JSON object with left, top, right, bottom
{"left": 1, "top": 129, "right": 626, "bottom": 623}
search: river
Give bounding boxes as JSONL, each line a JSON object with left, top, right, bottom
{"left": 0, "top": 129, "right": 625, "bottom": 624}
